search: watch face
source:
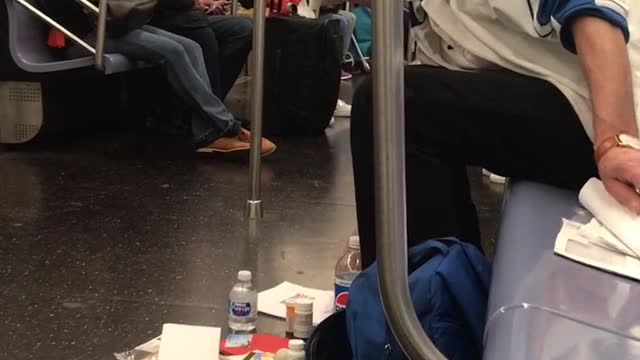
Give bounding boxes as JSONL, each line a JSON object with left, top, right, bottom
{"left": 618, "top": 134, "right": 640, "bottom": 150}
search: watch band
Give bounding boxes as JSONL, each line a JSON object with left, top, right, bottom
{"left": 594, "top": 135, "right": 621, "bottom": 164}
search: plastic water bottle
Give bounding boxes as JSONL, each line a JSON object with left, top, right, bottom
{"left": 228, "top": 270, "right": 258, "bottom": 333}
{"left": 334, "top": 235, "right": 362, "bottom": 311}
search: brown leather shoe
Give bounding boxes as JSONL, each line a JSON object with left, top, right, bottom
{"left": 196, "top": 135, "right": 250, "bottom": 154}
{"left": 196, "top": 129, "right": 276, "bottom": 156}
{"left": 237, "top": 128, "right": 277, "bottom": 157}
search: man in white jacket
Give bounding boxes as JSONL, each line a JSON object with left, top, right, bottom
{"left": 352, "top": 0, "right": 640, "bottom": 266}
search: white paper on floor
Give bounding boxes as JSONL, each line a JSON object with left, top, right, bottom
{"left": 114, "top": 335, "right": 162, "bottom": 360}
{"left": 157, "top": 324, "right": 221, "bottom": 360}
{"left": 258, "top": 282, "right": 334, "bottom": 325}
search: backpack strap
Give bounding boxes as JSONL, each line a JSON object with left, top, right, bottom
{"left": 438, "top": 244, "right": 492, "bottom": 351}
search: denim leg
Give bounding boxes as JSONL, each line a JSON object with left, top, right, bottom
{"left": 138, "top": 26, "right": 241, "bottom": 145}
{"left": 319, "top": 12, "right": 348, "bottom": 58}
{"left": 205, "top": 16, "right": 253, "bottom": 100}
{"left": 337, "top": 10, "right": 356, "bottom": 56}
{"left": 173, "top": 27, "right": 224, "bottom": 98}
{"left": 141, "top": 26, "right": 213, "bottom": 92}
{"left": 74, "top": 27, "right": 240, "bottom": 146}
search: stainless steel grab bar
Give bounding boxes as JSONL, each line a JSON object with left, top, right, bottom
{"left": 94, "top": 0, "right": 108, "bottom": 72}
{"left": 75, "top": 0, "right": 99, "bottom": 14}
{"left": 246, "top": 0, "right": 267, "bottom": 219}
{"left": 372, "top": 1, "right": 446, "bottom": 359}
{"left": 231, "top": 0, "right": 238, "bottom": 15}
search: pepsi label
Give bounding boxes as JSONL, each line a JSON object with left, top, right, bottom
{"left": 335, "top": 277, "right": 352, "bottom": 311}
{"left": 230, "top": 301, "right": 252, "bottom": 317}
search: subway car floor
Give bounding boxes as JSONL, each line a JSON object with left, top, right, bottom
{"left": 0, "top": 79, "right": 504, "bottom": 360}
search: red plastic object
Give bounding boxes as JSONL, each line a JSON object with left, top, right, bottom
{"left": 267, "top": 0, "right": 301, "bottom": 16}
{"left": 220, "top": 333, "right": 290, "bottom": 355}
{"left": 47, "top": 29, "right": 66, "bottom": 48}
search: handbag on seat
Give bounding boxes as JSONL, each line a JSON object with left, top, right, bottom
{"left": 90, "top": 0, "right": 158, "bottom": 37}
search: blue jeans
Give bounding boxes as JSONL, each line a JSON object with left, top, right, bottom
{"left": 171, "top": 16, "right": 253, "bottom": 101}
{"left": 72, "top": 25, "right": 240, "bottom": 147}
{"left": 319, "top": 10, "right": 356, "bottom": 57}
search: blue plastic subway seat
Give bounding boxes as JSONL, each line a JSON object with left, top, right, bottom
{"left": 484, "top": 181, "right": 640, "bottom": 360}
{"left": 5, "top": 0, "right": 139, "bottom": 74}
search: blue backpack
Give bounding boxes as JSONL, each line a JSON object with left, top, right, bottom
{"left": 346, "top": 238, "right": 492, "bottom": 360}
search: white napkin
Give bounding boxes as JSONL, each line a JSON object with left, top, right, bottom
{"left": 554, "top": 219, "right": 640, "bottom": 281}
{"left": 579, "top": 178, "right": 640, "bottom": 257}
{"left": 579, "top": 218, "right": 638, "bottom": 257}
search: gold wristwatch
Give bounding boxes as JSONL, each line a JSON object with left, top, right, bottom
{"left": 594, "top": 133, "right": 640, "bottom": 164}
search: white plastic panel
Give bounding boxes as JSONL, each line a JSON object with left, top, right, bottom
{"left": 0, "top": 81, "right": 43, "bottom": 144}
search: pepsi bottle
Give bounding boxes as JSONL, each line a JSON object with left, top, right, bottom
{"left": 334, "top": 235, "right": 362, "bottom": 311}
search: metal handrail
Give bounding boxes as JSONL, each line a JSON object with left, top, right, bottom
{"left": 372, "top": 1, "right": 446, "bottom": 359}
{"left": 74, "top": 0, "right": 99, "bottom": 14}
{"left": 246, "top": 0, "right": 267, "bottom": 219}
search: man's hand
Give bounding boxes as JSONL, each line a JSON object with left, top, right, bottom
{"left": 194, "top": 0, "right": 214, "bottom": 11}
{"left": 599, "top": 147, "right": 640, "bottom": 214}
{"left": 202, "top": 0, "right": 228, "bottom": 14}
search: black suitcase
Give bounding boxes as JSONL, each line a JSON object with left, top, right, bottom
{"left": 261, "top": 15, "right": 342, "bottom": 136}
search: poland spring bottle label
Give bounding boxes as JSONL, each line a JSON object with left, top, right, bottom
{"left": 230, "top": 301, "right": 252, "bottom": 317}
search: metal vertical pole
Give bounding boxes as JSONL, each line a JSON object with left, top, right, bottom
{"left": 231, "top": 0, "right": 238, "bottom": 15}
{"left": 246, "top": 0, "right": 267, "bottom": 219}
{"left": 95, "top": 0, "right": 108, "bottom": 72}
{"left": 372, "top": 1, "right": 446, "bottom": 359}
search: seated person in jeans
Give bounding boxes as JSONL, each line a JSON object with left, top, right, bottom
{"left": 151, "top": 0, "right": 253, "bottom": 101}
{"left": 44, "top": 1, "right": 275, "bottom": 156}
{"left": 310, "top": 0, "right": 357, "bottom": 118}
{"left": 352, "top": 0, "right": 640, "bottom": 268}
{"left": 313, "top": 0, "right": 356, "bottom": 81}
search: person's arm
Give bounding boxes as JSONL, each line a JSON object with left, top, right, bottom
{"left": 527, "top": 0, "right": 640, "bottom": 212}
{"left": 528, "top": 0, "right": 634, "bottom": 140}
{"left": 572, "top": 16, "right": 640, "bottom": 213}
{"left": 573, "top": 17, "right": 637, "bottom": 142}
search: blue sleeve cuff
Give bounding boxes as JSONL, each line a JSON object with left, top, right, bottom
{"left": 556, "top": 5, "right": 630, "bottom": 54}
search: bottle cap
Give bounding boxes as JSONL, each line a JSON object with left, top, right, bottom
{"left": 238, "top": 270, "right": 252, "bottom": 282}
{"left": 288, "top": 339, "right": 305, "bottom": 351}
{"left": 348, "top": 235, "right": 360, "bottom": 250}
{"left": 295, "top": 299, "right": 313, "bottom": 313}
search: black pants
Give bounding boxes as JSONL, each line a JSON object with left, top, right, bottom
{"left": 173, "top": 16, "right": 253, "bottom": 101}
{"left": 351, "top": 66, "right": 599, "bottom": 268}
